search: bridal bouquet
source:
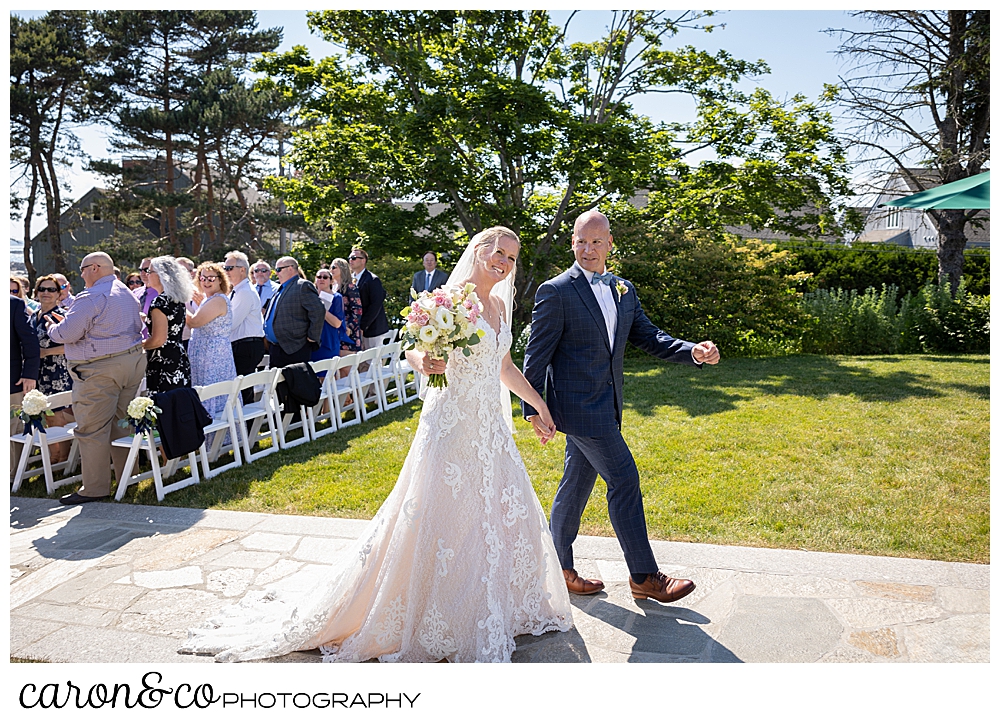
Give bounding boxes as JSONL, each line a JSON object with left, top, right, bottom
{"left": 11, "top": 389, "right": 53, "bottom": 434}
{"left": 118, "top": 396, "right": 161, "bottom": 435}
{"left": 400, "top": 283, "right": 486, "bottom": 389}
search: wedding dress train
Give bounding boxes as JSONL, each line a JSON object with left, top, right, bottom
{"left": 181, "top": 318, "right": 572, "bottom": 662}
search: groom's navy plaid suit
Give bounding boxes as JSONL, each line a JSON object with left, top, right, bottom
{"left": 522, "top": 262, "right": 701, "bottom": 575}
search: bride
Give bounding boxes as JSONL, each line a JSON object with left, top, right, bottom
{"left": 181, "top": 227, "right": 573, "bottom": 662}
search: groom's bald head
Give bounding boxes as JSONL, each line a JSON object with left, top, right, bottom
{"left": 573, "top": 210, "right": 611, "bottom": 237}
{"left": 572, "top": 211, "right": 613, "bottom": 273}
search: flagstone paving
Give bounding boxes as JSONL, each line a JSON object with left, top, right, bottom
{"left": 10, "top": 496, "right": 988, "bottom": 663}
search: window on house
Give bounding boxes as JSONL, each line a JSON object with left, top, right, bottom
{"left": 886, "top": 208, "right": 901, "bottom": 229}
{"left": 92, "top": 209, "right": 102, "bottom": 222}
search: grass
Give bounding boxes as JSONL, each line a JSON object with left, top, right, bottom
{"left": 16, "top": 354, "right": 988, "bottom": 563}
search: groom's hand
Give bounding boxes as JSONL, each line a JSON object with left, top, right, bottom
{"left": 692, "top": 341, "right": 720, "bottom": 365}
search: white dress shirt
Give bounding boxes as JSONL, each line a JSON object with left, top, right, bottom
{"left": 580, "top": 266, "right": 617, "bottom": 348}
{"left": 229, "top": 278, "right": 265, "bottom": 341}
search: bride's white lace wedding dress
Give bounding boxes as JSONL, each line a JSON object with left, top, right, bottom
{"left": 181, "top": 318, "right": 573, "bottom": 662}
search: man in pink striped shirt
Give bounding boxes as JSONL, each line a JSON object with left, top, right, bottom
{"left": 47, "top": 252, "right": 146, "bottom": 504}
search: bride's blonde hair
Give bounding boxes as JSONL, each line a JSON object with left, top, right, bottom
{"left": 472, "top": 226, "right": 520, "bottom": 312}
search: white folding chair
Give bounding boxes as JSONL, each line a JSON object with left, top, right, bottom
{"left": 113, "top": 425, "right": 200, "bottom": 502}
{"left": 10, "top": 391, "right": 80, "bottom": 495}
{"left": 397, "top": 349, "right": 421, "bottom": 403}
{"left": 331, "top": 353, "right": 362, "bottom": 428}
{"left": 383, "top": 328, "right": 398, "bottom": 344}
{"left": 234, "top": 368, "right": 280, "bottom": 462}
{"left": 376, "top": 341, "right": 404, "bottom": 410}
{"left": 355, "top": 347, "right": 384, "bottom": 421}
{"left": 195, "top": 379, "right": 243, "bottom": 478}
{"left": 306, "top": 357, "right": 340, "bottom": 439}
{"left": 274, "top": 368, "right": 313, "bottom": 449}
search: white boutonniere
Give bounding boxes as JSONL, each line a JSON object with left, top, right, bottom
{"left": 615, "top": 280, "right": 628, "bottom": 299}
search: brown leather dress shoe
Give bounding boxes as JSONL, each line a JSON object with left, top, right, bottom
{"left": 629, "top": 571, "right": 695, "bottom": 603}
{"left": 563, "top": 568, "right": 605, "bottom": 595}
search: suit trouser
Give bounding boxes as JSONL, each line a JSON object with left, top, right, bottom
{"left": 68, "top": 345, "right": 147, "bottom": 497}
{"left": 231, "top": 337, "right": 265, "bottom": 405}
{"left": 268, "top": 341, "right": 312, "bottom": 369}
{"left": 550, "top": 431, "right": 658, "bottom": 576}
{"left": 10, "top": 391, "right": 24, "bottom": 475}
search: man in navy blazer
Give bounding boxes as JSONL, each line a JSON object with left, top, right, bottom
{"left": 522, "top": 210, "right": 719, "bottom": 604}
{"left": 411, "top": 251, "right": 449, "bottom": 294}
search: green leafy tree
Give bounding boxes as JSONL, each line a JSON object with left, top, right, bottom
{"left": 260, "top": 10, "right": 854, "bottom": 323}
{"left": 10, "top": 10, "right": 92, "bottom": 281}
{"left": 830, "top": 11, "right": 990, "bottom": 292}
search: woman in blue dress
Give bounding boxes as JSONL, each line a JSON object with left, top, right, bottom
{"left": 311, "top": 267, "right": 350, "bottom": 366}
{"left": 186, "top": 262, "right": 236, "bottom": 421}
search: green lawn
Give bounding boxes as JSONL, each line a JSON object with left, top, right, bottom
{"left": 20, "top": 354, "right": 989, "bottom": 563}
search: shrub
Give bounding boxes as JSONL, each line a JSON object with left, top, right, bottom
{"left": 800, "top": 280, "right": 989, "bottom": 355}
{"left": 613, "top": 228, "right": 808, "bottom": 358}
{"left": 800, "top": 285, "right": 902, "bottom": 355}
{"left": 900, "top": 281, "right": 990, "bottom": 353}
{"left": 774, "top": 241, "right": 990, "bottom": 296}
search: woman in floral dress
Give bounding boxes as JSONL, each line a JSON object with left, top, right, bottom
{"left": 186, "top": 262, "right": 236, "bottom": 420}
{"left": 28, "top": 275, "right": 74, "bottom": 462}
{"left": 142, "top": 256, "right": 194, "bottom": 393}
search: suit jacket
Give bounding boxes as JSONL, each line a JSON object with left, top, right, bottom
{"left": 11, "top": 296, "right": 40, "bottom": 393}
{"left": 355, "top": 268, "right": 390, "bottom": 338}
{"left": 264, "top": 278, "right": 326, "bottom": 356}
{"left": 411, "top": 268, "right": 449, "bottom": 294}
{"left": 152, "top": 387, "right": 212, "bottom": 460}
{"left": 522, "top": 263, "right": 700, "bottom": 436}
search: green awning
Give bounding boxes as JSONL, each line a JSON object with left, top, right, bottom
{"left": 881, "top": 171, "right": 989, "bottom": 210}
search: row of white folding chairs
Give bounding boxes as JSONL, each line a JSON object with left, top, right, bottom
{"left": 12, "top": 342, "right": 422, "bottom": 502}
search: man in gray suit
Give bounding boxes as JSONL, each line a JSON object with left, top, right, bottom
{"left": 262, "top": 256, "right": 325, "bottom": 367}
{"left": 411, "top": 251, "right": 449, "bottom": 294}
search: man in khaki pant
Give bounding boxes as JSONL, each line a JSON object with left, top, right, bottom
{"left": 46, "top": 252, "right": 146, "bottom": 503}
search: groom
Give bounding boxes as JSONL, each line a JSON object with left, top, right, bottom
{"left": 522, "top": 210, "right": 720, "bottom": 603}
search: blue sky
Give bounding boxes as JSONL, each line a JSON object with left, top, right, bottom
{"left": 10, "top": 9, "right": 869, "bottom": 238}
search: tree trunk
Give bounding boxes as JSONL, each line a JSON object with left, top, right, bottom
{"left": 935, "top": 209, "right": 967, "bottom": 294}
{"left": 22, "top": 165, "right": 39, "bottom": 286}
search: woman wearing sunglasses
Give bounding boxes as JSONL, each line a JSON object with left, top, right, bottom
{"left": 311, "top": 267, "right": 349, "bottom": 366}
{"left": 124, "top": 272, "right": 143, "bottom": 290}
{"left": 27, "top": 275, "right": 75, "bottom": 463}
{"left": 185, "top": 262, "right": 237, "bottom": 422}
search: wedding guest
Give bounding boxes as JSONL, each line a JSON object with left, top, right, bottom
{"left": 186, "top": 262, "right": 236, "bottom": 420}
{"left": 251, "top": 260, "right": 279, "bottom": 310}
{"left": 331, "top": 258, "right": 361, "bottom": 354}
{"left": 29, "top": 275, "right": 76, "bottom": 462}
{"left": 348, "top": 247, "right": 390, "bottom": 349}
{"left": 52, "top": 273, "right": 75, "bottom": 309}
{"left": 261, "top": 256, "right": 325, "bottom": 368}
{"left": 312, "top": 266, "right": 348, "bottom": 365}
{"left": 11, "top": 293, "right": 40, "bottom": 473}
{"left": 133, "top": 257, "right": 159, "bottom": 340}
{"left": 224, "top": 251, "right": 265, "bottom": 405}
{"left": 46, "top": 252, "right": 145, "bottom": 504}
{"left": 124, "top": 272, "right": 143, "bottom": 291}
{"left": 10, "top": 276, "right": 39, "bottom": 313}
{"left": 176, "top": 257, "right": 197, "bottom": 350}
{"left": 411, "top": 251, "right": 448, "bottom": 293}
{"left": 114, "top": 267, "right": 122, "bottom": 280}
{"left": 142, "top": 256, "right": 194, "bottom": 394}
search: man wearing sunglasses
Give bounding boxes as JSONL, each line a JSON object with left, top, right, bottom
{"left": 52, "top": 273, "right": 74, "bottom": 310}
{"left": 46, "top": 252, "right": 146, "bottom": 505}
{"left": 261, "top": 256, "right": 325, "bottom": 367}
{"left": 251, "top": 260, "right": 279, "bottom": 312}
{"left": 132, "top": 257, "right": 159, "bottom": 340}
{"left": 348, "top": 247, "right": 390, "bottom": 350}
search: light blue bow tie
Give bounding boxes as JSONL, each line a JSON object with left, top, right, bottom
{"left": 591, "top": 271, "right": 614, "bottom": 286}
